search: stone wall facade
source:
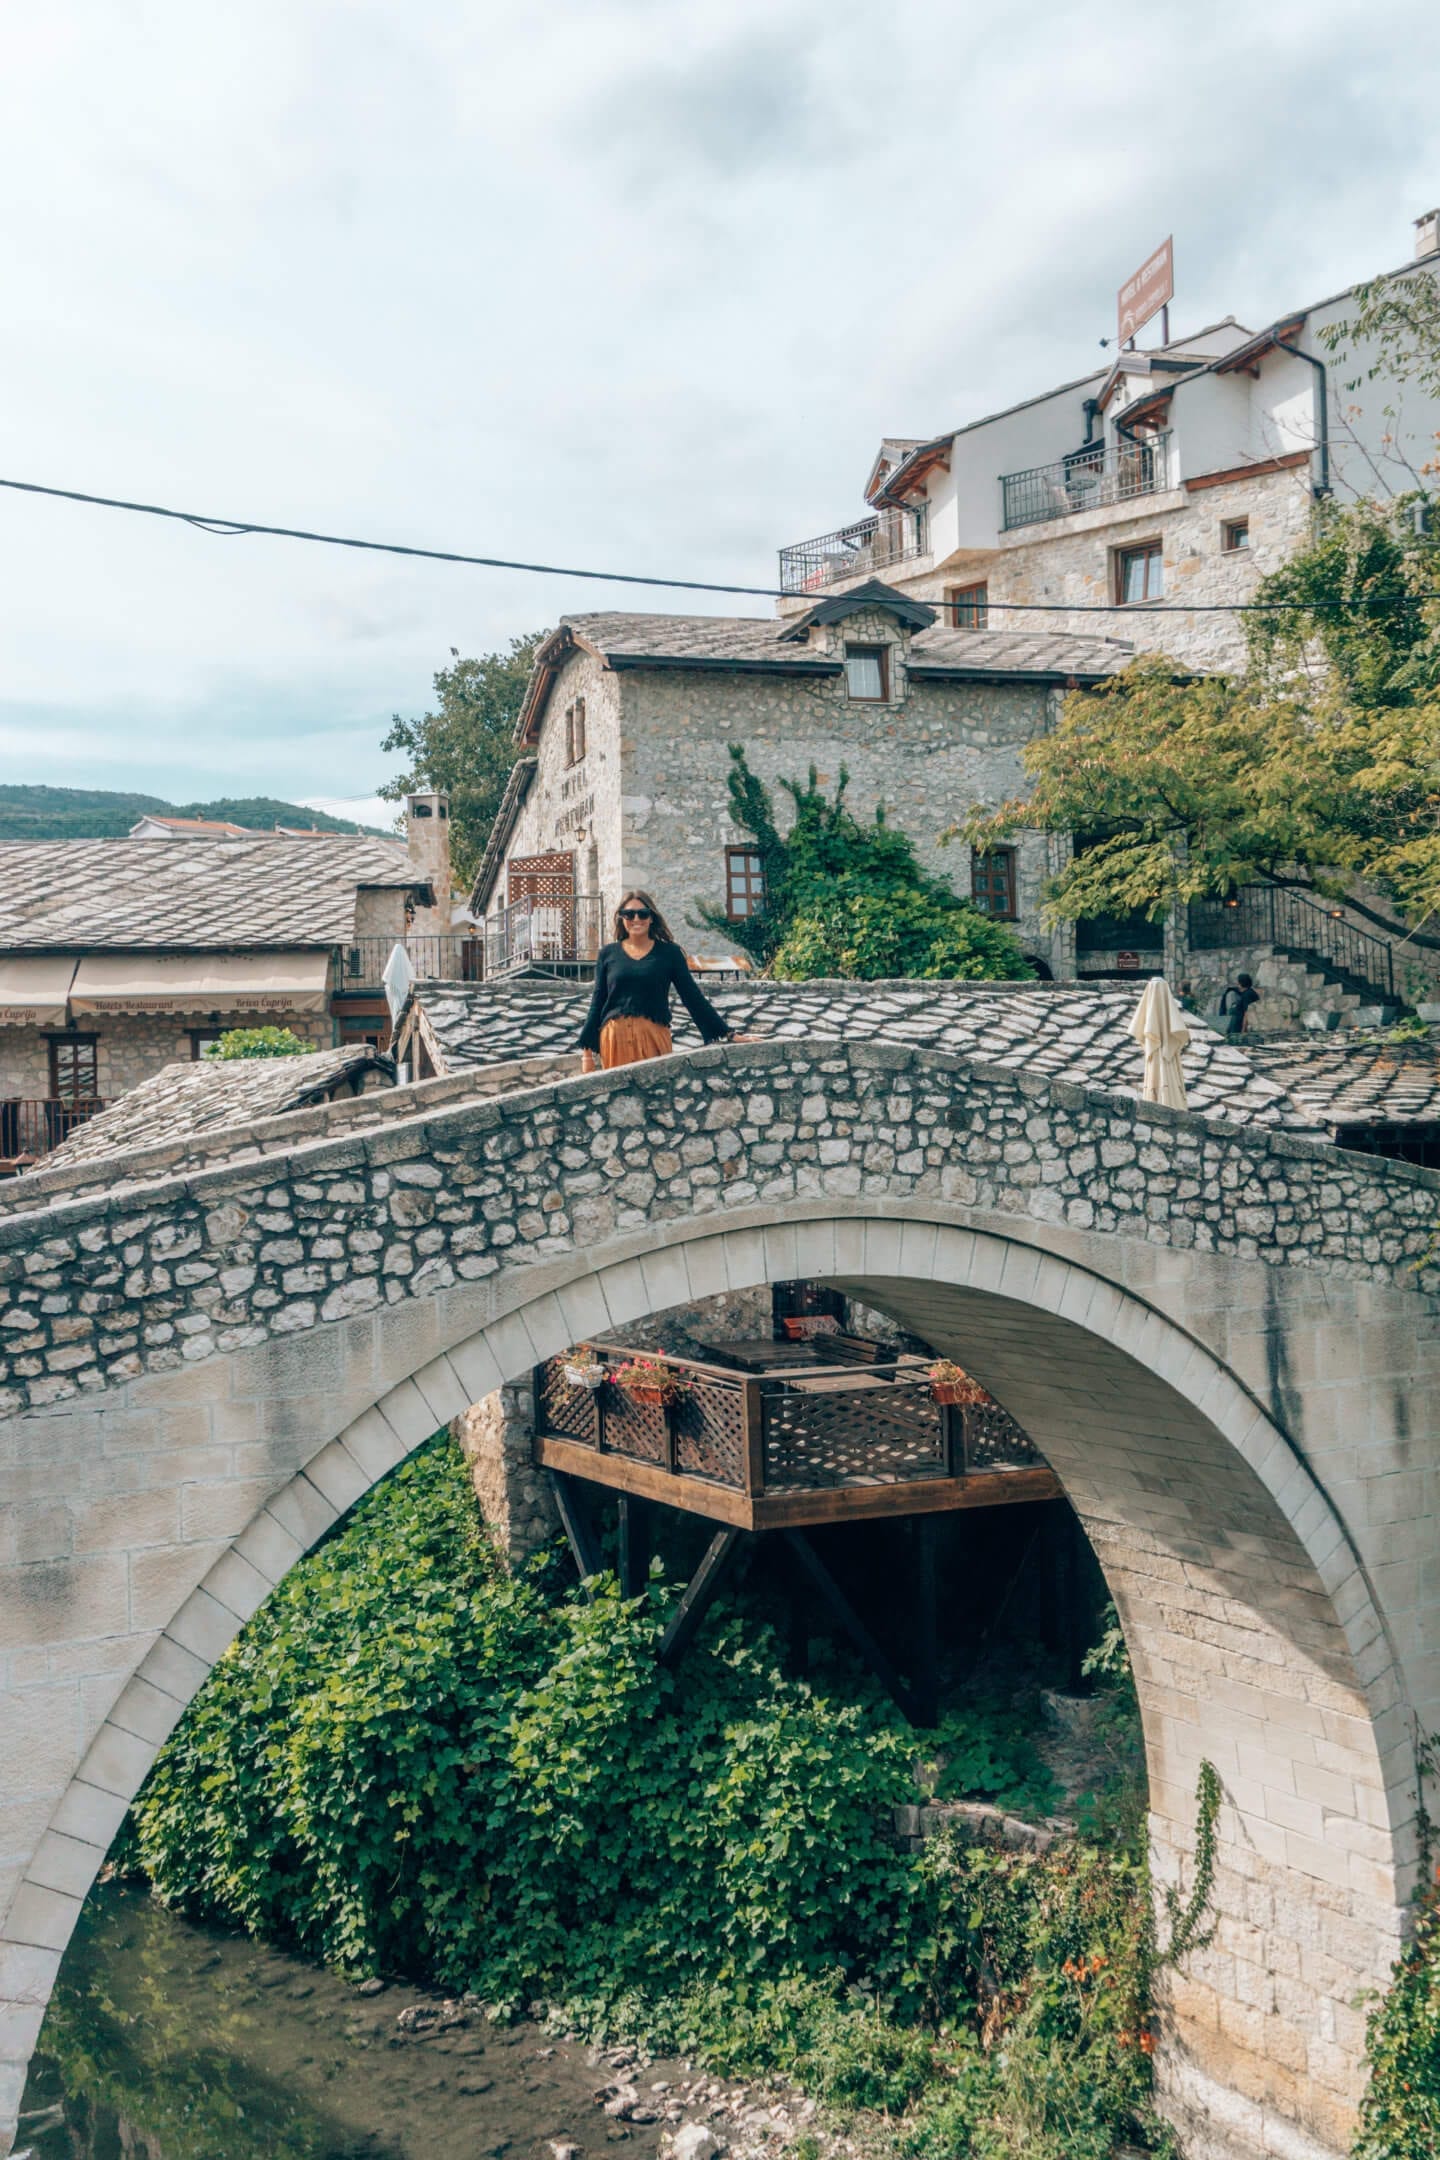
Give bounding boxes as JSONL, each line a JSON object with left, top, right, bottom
{"left": 487, "top": 610, "right": 1066, "bottom": 973}
{"left": 488, "top": 648, "right": 625, "bottom": 928}
{"left": 0, "top": 1008, "right": 332, "bottom": 1110}
{"left": 452, "top": 1381, "right": 556, "bottom": 1560}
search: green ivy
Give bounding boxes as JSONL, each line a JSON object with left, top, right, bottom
{"left": 204, "top": 1026, "right": 310, "bottom": 1059}
{"left": 693, "top": 747, "right": 1033, "bottom": 982}
{"left": 119, "top": 1437, "right": 1199, "bottom": 2155}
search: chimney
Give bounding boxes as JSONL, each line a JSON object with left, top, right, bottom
{"left": 1416, "top": 208, "right": 1440, "bottom": 261}
{"left": 405, "top": 789, "right": 453, "bottom": 934}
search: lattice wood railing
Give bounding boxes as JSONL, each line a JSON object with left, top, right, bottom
{"left": 534, "top": 1346, "right": 1044, "bottom": 1498}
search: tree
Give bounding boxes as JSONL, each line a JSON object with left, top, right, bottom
{"left": 380, "top": 635, "right": 544, "bottom": 889}
{"left": 956, "top": 493, "right": 1440, "bottom": 953}
{"left": 696, "top": 747, "right": 1032, "bottom": 983}
{"left": 205, "top": 1026, "right": 309, "bottom": 1059}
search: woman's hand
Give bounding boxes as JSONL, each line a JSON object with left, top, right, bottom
{"left": 581, "top": 1049, "right": 598, "bottom": 1073}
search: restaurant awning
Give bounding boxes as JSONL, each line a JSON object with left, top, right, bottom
{"left": 0, "top": 955, "right": 78, "bottom": 1026}
{"left": 69, "top": 950, "right": 330, "bottom": 1016}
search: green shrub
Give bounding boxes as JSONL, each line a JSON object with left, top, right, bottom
{"left": 203, "top": 1026, "right": 309, "bottom": 1059}
{"left": 123, "top": 1437, "right": 1193, "bottom": 2155}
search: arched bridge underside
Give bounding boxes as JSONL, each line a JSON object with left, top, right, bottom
{"left": 2, "top": 1040, "right": 1438, "bottom": 2160}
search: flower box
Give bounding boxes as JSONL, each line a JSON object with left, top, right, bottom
{"left": 611, "top": 1357, "right": 691, "bottom": 1408}
{"left": 928, "top": 1361, "right": 990, "bottom": 1408}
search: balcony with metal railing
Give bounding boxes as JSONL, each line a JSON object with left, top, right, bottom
{"left": 778, "top": 505, "right": 929, "bottom": 595}
{"left": 1000, "top": 432, "right": 1172, "bottom": 532}
{"left": 340, "top": 896, "right": 607, "bottom": 991}
{"left": 0, "top": 1097, "right": 105, "bottom": 1170}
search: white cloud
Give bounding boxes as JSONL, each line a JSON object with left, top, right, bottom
{"left": 0, "top": 0, "right": 1435, "bottom": 801}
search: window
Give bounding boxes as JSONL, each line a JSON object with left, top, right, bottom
{"left": 1222, "top": 517, "right": 1250, "bottom": 552}
{"left": 971, "top": 848, "right": 1017, "bottom": 919}
{"left": 945, "top": 582, "right": 989, "bottom": 629}
{"left": 564, "top": 699, "right": 587, "bottom": 766}
{"left": 189, "top": 1029, "right": 226, "bottom": 1061}
{"left": 47, "top": 1034, "right": 98, "bottom": 1103}
{"left": 844, "top": 643, "right": 889, "bottom": 700}
{"left": 725, "top": 847, "right": 766, "bottom": 919}
{"left": 1114, "top": 539, "right": 1164, "bottom": 604}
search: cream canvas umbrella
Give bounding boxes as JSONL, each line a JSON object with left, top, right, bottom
{"left": 1130, "top": 977, "right": 1191, "bottom": 1110}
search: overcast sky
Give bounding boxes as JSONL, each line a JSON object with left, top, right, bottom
{"left": 2, "top": 0, "right": 1436, "bottom": 824}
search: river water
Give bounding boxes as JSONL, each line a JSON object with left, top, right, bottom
{"left": 19, "top": 1882, "right": 690, "bottom": 2160}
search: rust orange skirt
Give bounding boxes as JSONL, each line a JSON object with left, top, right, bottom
{"left": 600, "top": 1017, "right": 673, "bottom": 1069}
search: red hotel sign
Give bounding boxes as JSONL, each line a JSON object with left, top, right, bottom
{"left": 1118, "top": 237, "right": 1173, "bottom": 346}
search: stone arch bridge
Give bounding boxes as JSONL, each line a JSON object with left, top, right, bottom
{"left": 1, "top": 1037, "right": 1437, "bottom": 2160}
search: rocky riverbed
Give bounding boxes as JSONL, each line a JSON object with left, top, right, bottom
{"left": 19, "top": 1881, "right": 851, "bottom": 2160}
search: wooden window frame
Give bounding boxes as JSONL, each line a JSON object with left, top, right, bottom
{"left": 1221, "top": 517, "right": 1250, "bottom": 553}
{"left": 724, "top": 846, "right": 766, "bottom": 921}
{"left": 188, "top": 1029, "right": 226, "bottom": 1062}
{"left": 1113, "top": 538, "right": 1164, "bottom": 605}
{"left": 844, "top": 642, "right": 890, "bottom": 701}
{"left": 564, "top": 698, "right": 587, "bottom": 767}
{"left": 970, "top": 846, "right": 1018, "bottom": 921}
{"left": 944, "top": 581, "right": 989, "bottom": 629}
{"left": 46, "top": 1031, "right": 99, "bottom": 1103}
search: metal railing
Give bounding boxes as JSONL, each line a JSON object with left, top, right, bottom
{"left": 342, "top": 897, "right": 606, "bottom": 989}
{"left": 1000, "top": 432, "right": 1171, "bottom": 532}
{"left": 1187, "top": 885, "right": 1401, "bottom": 1002}
{"left": 0, "top": 1097, "right": 106, "bottom": 1164}
{"left": 778, "top": 505, "right": 929, "bottom": 595}
{"left": 535, "top": 1345, "right": 1045, "bottom": 1499}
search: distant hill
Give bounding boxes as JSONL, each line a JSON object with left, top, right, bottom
{"left": 0, "top": 785, "right": 394, "bottom": 842}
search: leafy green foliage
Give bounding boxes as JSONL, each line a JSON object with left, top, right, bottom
{"left": 695, "top": 747, "right": 1032, "bottom": 982}
{"left": 380, "top": 635, "right": 543, "bottom": 888}
{"left": 121, "top": 1440, "right": 1209, "bottom": 2156}
{"left": 204, "top": 1026, "right": 309, "bottom": 1060}
{"left": 924, "top": 1698, "right": 1058, "bottom": 1815}
{"left": 958, "top": 513, "right": 1440, "bottom": 950}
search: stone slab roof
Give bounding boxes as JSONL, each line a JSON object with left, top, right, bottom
{"left": 403, "top": 976, "right": 1324, "bottom": 1134}
{"left": 564, "top": 611, "right": 1132, "bottom": 682}
{"left": 43, "top": 1046, "right": 396, "bottom": 1169}
{"left": 0, "top": 836, "right": 421, "bottom": 951}
{"left": 1243, "top": 1029, "right": 1440, "bottom": 1128}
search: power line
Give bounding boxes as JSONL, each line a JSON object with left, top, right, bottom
{"left": 0, "top": 471, "right": 1428, "bottom": 616}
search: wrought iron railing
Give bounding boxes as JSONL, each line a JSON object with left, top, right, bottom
{"left": 778, "top": 506, "right": 929, "bottom": 595}
{"left": 342, "top": 897, "right": 607, "bottom": 989}
{"left": 1187, "top": 885, "right": 1402, "bottom": 1003}
{"left": 0, "top": 1097, "right": 106, "bottom": 1164}
{"left": 535, "top": 1345, "right": 1045, "bottom": 1498}
{"left": 1000, "top": 432, "right": 1171, "bottom": 532}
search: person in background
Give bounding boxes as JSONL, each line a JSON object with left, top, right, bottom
{"left": 1218, "top": 972, "right": 1260, "bottom": 1037}
{"left": 578, "top": 891, "right": 748, "bottom": 1071}
{"left": 1177, "top": 979, "right": 1198, "bottom": 1014}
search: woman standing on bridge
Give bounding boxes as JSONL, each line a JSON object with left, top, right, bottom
{"left": 578, "top": 891, "right": 744, "bottom": 1071}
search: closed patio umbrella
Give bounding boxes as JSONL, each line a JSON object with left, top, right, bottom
{"left": 1130, "top": 977, "right": 1191, "bottom": 1110}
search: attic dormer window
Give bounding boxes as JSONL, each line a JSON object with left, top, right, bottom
{"left": 844, "top": 644, "right": 888, "bottom": 701}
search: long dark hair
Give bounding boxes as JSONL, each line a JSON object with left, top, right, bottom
{"left": 613, "top": 890, "right": 675, "bottom": 944}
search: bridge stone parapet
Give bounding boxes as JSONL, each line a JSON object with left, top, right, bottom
{"left": 0, "top": 1039, "right": 1437, "bottom": 2160}
{"left": 0, "top": 1039, "right": 1434, "bottom": 1421}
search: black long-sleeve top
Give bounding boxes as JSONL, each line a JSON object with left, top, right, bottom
{"left": 576, "top": 940, "right": 733, "bottom": 1053}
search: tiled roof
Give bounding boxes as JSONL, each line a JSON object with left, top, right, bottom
{"left": 0, "top": 836, "right": 422, "bottom": 951}
{"left": 43, "top": 1046, "right": 396, "bottom": 1168}
{"left": 1243, "top": 1030, "right": 1440, "bottom": 1128}
{"left": 403, "top": 976, "right": 1324, "bottom": 1133}
{"left": 563, "top": 611, "right": 1132, "bottom": 682}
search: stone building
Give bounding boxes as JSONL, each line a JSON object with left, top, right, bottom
{"left": 468, "top": 581, "right": 1131, "bottom": 974}
{"left": 778, "top": 205, "right": 1440, "bottom": 673}
{"left": 0, "top": 831, "right": 430, "bottom": 1166}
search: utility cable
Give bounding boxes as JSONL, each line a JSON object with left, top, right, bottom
{"left": 0, "top": 472, "right": 1430, "bottom": 615}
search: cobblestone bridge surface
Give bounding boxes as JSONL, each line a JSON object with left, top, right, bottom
{"left": 1, "top": 1038, "right": 1437, "bottom": 2160}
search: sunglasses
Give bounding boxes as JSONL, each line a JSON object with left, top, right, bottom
{"left": 620, "top": 907, "right": 652, "bottom": 921}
